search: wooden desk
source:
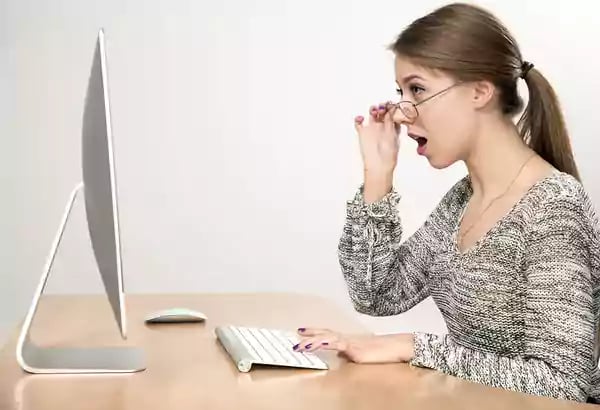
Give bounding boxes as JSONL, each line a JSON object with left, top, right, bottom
{"left": 0, "top": 293, "right": 595, "bottom": 409}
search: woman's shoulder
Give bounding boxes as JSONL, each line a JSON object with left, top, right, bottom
{"left": 524, "top": 170, "right": 600, "bottom": 238}
{"left": 521, "top": 171, "right": 600, "bottom": 278}
{"left": 533, "top": 169, "right": 589, "bottom": 198}
{"left": 528, "top": 170, "right": 596, "bottom": 213}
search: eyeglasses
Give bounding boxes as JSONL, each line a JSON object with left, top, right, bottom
{"left": 390, "top": 82, "right": 462, "bottom": 120}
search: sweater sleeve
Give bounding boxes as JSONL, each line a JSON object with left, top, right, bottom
{"left": 410, "top": 193, "right": 597, "bottom": 402}
{"left": 337, "top": 183, "right": 450, "bottom": 316}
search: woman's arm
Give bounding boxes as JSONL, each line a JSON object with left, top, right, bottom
{"left": 410, "top": 193, "right": 598, "bottom": 402}
{"left": 338, "top": 178, "right": 465, "bottom": 316}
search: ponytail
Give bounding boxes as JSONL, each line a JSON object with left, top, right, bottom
{"left": 518, "top": 68, "right": 581, "bottom": 181}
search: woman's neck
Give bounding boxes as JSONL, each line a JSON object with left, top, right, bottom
{"left": 465, "top": 118, "right": 534, "bottom": 200}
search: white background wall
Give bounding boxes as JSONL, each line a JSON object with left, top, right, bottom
{"left": 1, "top": 0, "right": 599, "bottom": 346}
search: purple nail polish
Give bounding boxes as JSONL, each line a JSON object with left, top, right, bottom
{"left": 322, "top": 342, "right": 329, "bottom": 346}
{"left": 305, "top": 343, "right": 312, "bottom": 349}
{"left": 293, "top": 344, "right": 299, "bottom": 350}
{"left": 298, "top": 327, "right": 305, "bottom": 332}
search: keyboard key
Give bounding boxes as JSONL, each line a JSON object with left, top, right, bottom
{"left": 259, "top": 328, "right": 298, "bottom": 365}
{"left": 238, "top": 327, "right": 271, "bottom": 362}
{"left": 229, "top": 326, "right": 262, "bottom": 362}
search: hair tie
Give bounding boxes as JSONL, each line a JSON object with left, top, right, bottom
{"left": 520, "top": 61, "right": 534, "bottom": 79}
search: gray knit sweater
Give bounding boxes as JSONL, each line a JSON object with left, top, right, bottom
{"left": 338, "top": 169, "right": 600, "bottom": 402}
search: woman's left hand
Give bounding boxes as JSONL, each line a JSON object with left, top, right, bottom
{"left": 293, "top": 327, "right": 415, "bottom": 364}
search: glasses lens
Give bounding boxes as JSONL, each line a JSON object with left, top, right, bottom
{"left": 398, "top": 101, "right": 417, "bottom": 119}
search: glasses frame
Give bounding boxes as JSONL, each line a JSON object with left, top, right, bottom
{"left": 392, "top": 82, "right": 463, "bottom": 120}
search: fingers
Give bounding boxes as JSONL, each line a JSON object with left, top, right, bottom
{"left": 354, "top": 115, "right": 364, "bottom": 132}
{"left": 371, "top": 102, "right": 392, "bottom": 122}
{"left": 293, "top": 337, "right": 334, "bottom": 353}
{"left": 369, "top": 105, "right": 378, "bottom": 121}
{"left": 369, "top": 105, "right": 383, "bottom": 122}
{"left": 297, "top": 327, "right": 330, "bottom": 336}
{"left": 293, "top": 327, "right": 348, "bottom": 353}
{"left": 383, "top": 105, "right": 396, "bottom": 134}
{"left": 356, "top": 101, "right": 394, "bottom": 132}
{"left": 293, "top": 335, "right": 345, "bottom": 353}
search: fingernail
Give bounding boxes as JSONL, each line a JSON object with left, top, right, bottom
{"left": 293, "top": 344, "right": 299, "bottom": 350}
{"left": 298, "top": 327, "right": 305, "bottom": 332}
{"left": 322, "top": 342, "right": 329, "bottom": 345}
{"left": 305, "top": 343, "right": 312, "bottom": 349}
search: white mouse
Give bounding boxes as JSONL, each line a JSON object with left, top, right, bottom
{"left": 145, "top": 308, "right": 207, "bottom": 324}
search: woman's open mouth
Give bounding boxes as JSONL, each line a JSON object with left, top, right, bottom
{"left": 409, "top": 133, "right": 428, "bottom": 155}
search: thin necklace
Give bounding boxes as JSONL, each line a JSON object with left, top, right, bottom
{"left": 457, "top": 153, "right": 536, "bottom": 250}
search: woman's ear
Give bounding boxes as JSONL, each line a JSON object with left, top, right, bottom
{"left": 471, "top": 80, "right": 496, "bottom": 109}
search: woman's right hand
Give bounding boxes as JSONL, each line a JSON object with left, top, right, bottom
{"left": 355, "top": 102, "right": 403, "bottom": 203}
{"left": 355, "top": 102, "right": 401, "bottom": 176}
{"left": 293, "top": 327, "right": 415, "bottom": 364}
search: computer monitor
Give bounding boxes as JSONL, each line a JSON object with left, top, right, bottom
{"left": 16, "top": 29, "right": 146, "bottom": 374}
{"left": 81, "top": 28, "right": 127, "bottom": 338}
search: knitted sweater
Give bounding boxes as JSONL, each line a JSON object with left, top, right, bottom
{"left": 338, "top": 169, "right": 600, "bottom": 402}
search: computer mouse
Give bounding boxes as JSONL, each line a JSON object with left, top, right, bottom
{"left": 145, "top": 308, "right": 207, "bottom": 324}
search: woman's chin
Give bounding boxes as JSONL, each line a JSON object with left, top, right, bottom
{"left": 426, "top": 154, "right": 456, "bottom": 170}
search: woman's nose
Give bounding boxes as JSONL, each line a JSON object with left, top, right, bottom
{"left": 390, "top": 103, "right": 415, "bottom": 125}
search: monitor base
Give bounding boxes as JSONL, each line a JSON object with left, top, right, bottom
{"left": 15, "top": 183, "right": 146, "bottom": 374}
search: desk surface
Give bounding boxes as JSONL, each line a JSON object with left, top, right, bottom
{"left": 0, "top": 293, "right": 595, "bottom": 409}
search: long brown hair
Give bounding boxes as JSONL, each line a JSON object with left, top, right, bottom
{"left": 389, "top": 3, "right": 580, "bottom": 181}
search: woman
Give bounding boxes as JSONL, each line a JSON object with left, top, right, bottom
{"left": 294, "top": 2, "right": 600, "bottom": 403}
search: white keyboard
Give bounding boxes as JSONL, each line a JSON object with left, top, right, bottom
{"left": 215, "top": 325, "right": 329, "bottom": 372}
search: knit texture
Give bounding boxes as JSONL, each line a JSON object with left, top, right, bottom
{"left": 338, "top": 169, "right": 600, "bottom": 402}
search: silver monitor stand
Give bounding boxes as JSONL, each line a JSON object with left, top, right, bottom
{"left": 16, "top": 29, "right": 146, "bottom": 374}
